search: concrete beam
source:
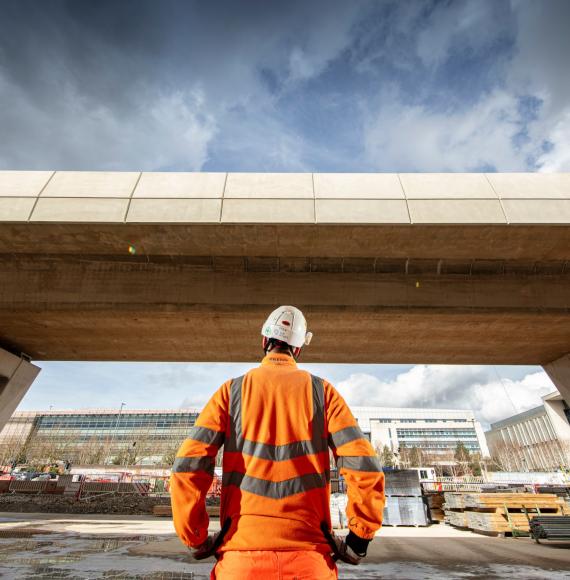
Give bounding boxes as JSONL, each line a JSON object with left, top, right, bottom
{"left": 544, "top": 354, "right": 570, "bottom": 403}
{"left": 0, "top": 252, "right": 568, "bottom": 363}
{"left": 0, "top": 347, "right": 41, "bottom": 432}
{"left": 0, "top": 171, "right": 568, "bottom": 365}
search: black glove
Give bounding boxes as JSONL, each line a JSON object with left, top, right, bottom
{"left": 190, "top": 517, "right": 231, "bottom": 560}
{"left": 320, "top": 522, "right": 370, "bottom": 565}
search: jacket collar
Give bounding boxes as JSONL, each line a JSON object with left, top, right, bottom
{"left": 261, "top": 352, "right": 297, "bottom": 367}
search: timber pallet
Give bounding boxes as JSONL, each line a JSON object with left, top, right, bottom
{"left": 444, "top": 493, "right": 565, "bottom": 536}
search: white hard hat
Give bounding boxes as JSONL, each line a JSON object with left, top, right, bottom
{"left": 261, "top": 305, "right": 313, "bottom": 348}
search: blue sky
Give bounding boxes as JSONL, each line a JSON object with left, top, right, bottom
{"left": 0, "top": 1, "right": 568, "bottom": 172}
{"left": 19, "top": 361, "right": 556, "bottom": 429}
{"left": 1, "top": 1, "right": 567, "bottom": 425}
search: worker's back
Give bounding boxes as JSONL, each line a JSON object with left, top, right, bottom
{"left": 170, "top": 350, "right": 384, "bottom": 553}
{"left": 220, "top": 353, "right": 331, "bottom": 552}
{"left": 170, "top": 306, "right": 385, "bottom": 578}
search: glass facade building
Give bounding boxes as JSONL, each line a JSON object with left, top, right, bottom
{"left": 1, "top": 405, "right": 490, "bottom": 468}
{"left": 0, "top": 409, "right": 199, "bottom": 467}
{"left": 351, "top": 406, "right": 489, "bottom": 460}
{"left": 485, "top": 392, "right": 570, "bottom": 471}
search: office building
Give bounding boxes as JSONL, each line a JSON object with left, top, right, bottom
{"left": 485, "top": 392, "right": 570, "bottom": 471}
{"left": 1, "top": 405, "right": 489, "bottom": 468}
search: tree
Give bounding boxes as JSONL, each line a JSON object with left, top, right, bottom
{"left": 378, "top": 445, "right": 395, "bottom": 468}
{"left": 454, "top": 442, "right": 472, "bottom": 476}
{"left": 409, "top": 446, "right": 422, "bottom": 467}
{"left": 454, "top": 442, "right": 470, "bottom": 463}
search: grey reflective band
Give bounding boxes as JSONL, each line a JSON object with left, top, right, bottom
{"left": 225, "top": 375, "right": 244, "bottom": 454}
{"left": 337, "top": 455, "right": 383, "bottom": 472}
{"left": 225, "top": 374, "right": 328, "bottom": 461}
{"left": 223, "top": 470, "right": 329, "bottom": 499}
{"left": 172, "top": 456, "right": 215, "bottom": 475}
{"left": 188, "top": 425, "right": 225, "bottom": 448}
{"left": 239, "top": 438, "right": 327, "bottom": 461}
{"left": 311, "top": 374, "right": 325, "bottom": 444}
{"left": 329, "top": 425, "right": 367, "bottom": 449}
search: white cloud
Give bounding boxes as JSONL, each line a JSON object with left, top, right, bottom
{"left": 361, "top": 1, "right": 570, "bottom": 172}
{"left": 0, "top": 70, "right": 217, "bottom": 170}
{"left": 536, "top": 110, "right": 570, "bottom": 171}
{"left": 364, "top": 89, "right": 531, "bottom": 171}
{"left": 509, "top": 1, "right": 570, "bottom": 171}
{"left": 336, "top": 365, "right": 556, "bottom": 427}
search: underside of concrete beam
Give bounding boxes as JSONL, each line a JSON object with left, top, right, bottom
{"left": 0, "top": 171, "right": 568, "bottom": 364}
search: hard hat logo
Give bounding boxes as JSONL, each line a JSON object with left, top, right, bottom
{"left": 261, "top": 305, "right": 312, "bottom": 349}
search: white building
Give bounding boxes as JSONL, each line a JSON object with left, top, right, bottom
{"left": 1, "top": 406, "right": 490, "bottom": 468}
{"left": 351, "top": 406, "right": 490, "bottom": 459}
{"left": 485, "top": 392, "right": 570, "bottom": 471}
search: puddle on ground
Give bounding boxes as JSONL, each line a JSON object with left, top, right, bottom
{"left": 0, "top": 530, "right": 568, "bottom": 579}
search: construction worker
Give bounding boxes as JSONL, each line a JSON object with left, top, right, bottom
{"left": 170, "top": 306, "right": 385, "bottom": 579}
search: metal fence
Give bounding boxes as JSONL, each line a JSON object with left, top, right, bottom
{"left": 0, "top": 472, "right": 225, "bottom": 501}
{"left": 421, "top": 476, "right": 486, "bottom": 493}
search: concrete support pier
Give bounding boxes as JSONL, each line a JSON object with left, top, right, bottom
{"left": 544, "top": 353, "right": 570, "bottom": 403}
{"left": 0, "top": 347, "right": 40, "bottom": 432}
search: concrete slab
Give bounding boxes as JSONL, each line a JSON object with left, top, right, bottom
{"left": 314, "top": 173, "right": 404, "bottom": 199}
{"left": 1, "top": 514, "right": 569, "bottom": 580}
{"left": 127, "top": 199, "right": 222, "bottom": 223}
{"left": 224, "top": 172, "right": 313, "bottom": 198}
{"left": 0, "top": 198, "right": 36, "bottom": 221}
{"left": 221, "top": 199, "right": 315, "bottom": 222}
{"left": 316, "top": 199, "right": 410, "bottom": 223}
{"left": 31, "top": 198, "right": 129, "bottom": 223}
{"left": 502, "top": 199, "right": 570, "bottom": 223}
{"left": 134, "top": 172, "right": 225, "bottom": 198}
{"left": 487, "top": 172, "right": 570, "bottom": 198}
{"left": 0, "top": 171, "right": 53, "bottom": 197}
{"left": 41, "top": 171, "right": 140, "bottom": 198}
{"left": 408, "top": 199, "right": 506, "bottom": 223}
{"left": 400, "top": 173, "right": 497, "bottom": 199}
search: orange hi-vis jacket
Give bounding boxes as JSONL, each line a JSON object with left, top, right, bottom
{"left": 170, "top": 353, "right": 385, "bottom": 553}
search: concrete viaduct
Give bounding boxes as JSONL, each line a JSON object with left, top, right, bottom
{"left": 0, "top": 171, "right": 569, "bottom": 430}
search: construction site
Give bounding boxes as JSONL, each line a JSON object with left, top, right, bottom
{"left": 1, "top": 467, "right": 570, "bottom": 578}
{"left": 3, "top": 0, "right": 570, "bottom": 572}
{"left": 1, "top": 167, "right": 570, "bottom": 577}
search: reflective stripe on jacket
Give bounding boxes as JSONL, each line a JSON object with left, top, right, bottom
{"left": 170, "top": 352, "right": 385, "bottom": 552}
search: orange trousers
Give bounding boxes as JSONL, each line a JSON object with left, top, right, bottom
{"left": 211, "top": 550, "right": 338, "bottom": 580}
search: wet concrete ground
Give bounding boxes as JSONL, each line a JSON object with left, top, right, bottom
{"left": 0, "top": 512, "right": 569, "bottom": 579}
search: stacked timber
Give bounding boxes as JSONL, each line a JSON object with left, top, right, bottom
{"left": 445, "top": 510, "right": 468, "bottom": 528}
{"left": 444, "top": 493, "right": 465, "bottom": 510}
{"left": 424, "top": 492, "right": 445, "bottom": 522}
{"left": 445, "top": 493, "right": 564, "bottom": 535}
{"left": 443, "top": 492, "right": 467, "bottom": 527}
